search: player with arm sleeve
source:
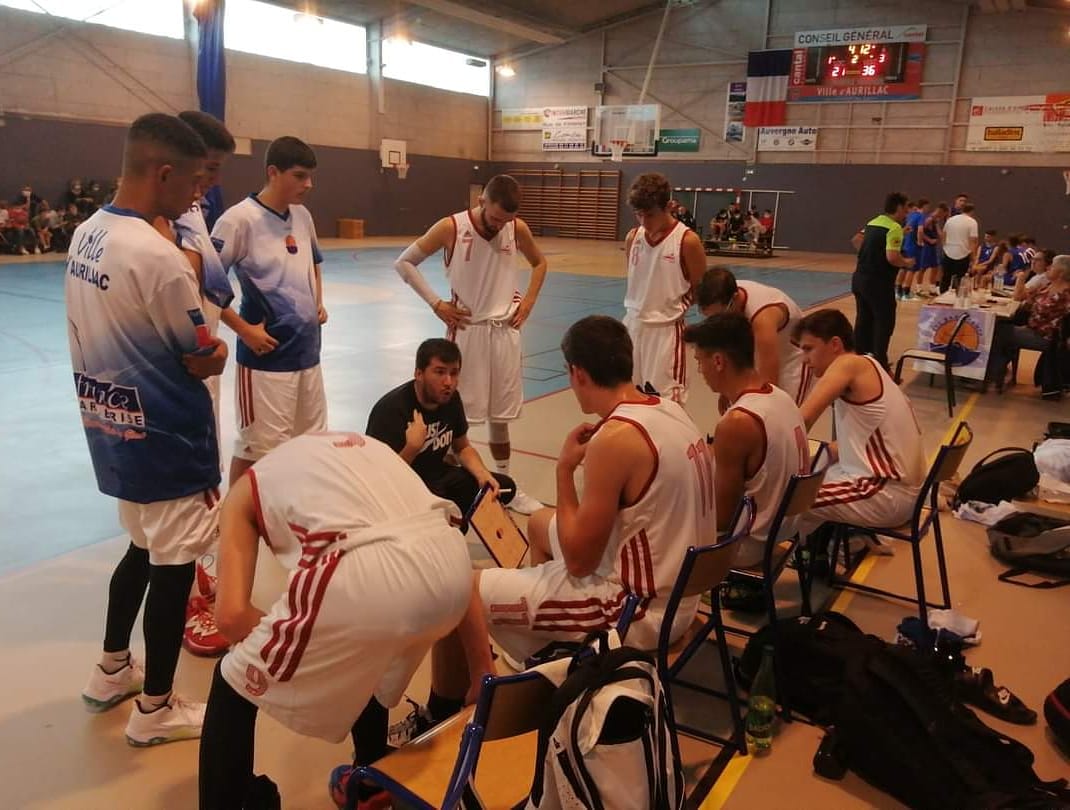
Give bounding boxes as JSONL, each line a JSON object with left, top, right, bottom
{"left": 70, "top": 114, "right": 227, "bottom": 747}
{"left": 212, "top": 136, "right": 328, "bottom": 487}
{"left": 393, "top": 175, "right": 547, "bottom": 515}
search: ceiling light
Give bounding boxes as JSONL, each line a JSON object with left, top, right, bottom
{"left": 496, "top": 65, "right": 516, "bottom": 77}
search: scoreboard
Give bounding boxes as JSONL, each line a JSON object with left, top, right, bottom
{"left": 789, "top": 25, "right": 926, "bottom": 102}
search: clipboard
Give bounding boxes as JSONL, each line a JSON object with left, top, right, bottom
{"left": 464, "top": 483, "right": 529, "bottom": 569}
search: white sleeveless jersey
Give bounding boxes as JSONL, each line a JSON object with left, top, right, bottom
{"left": 727, "top": 384, "right": 810, "bottom": 544}
{"left": 444, "top": 211, "right": 521, "bottom": 322}
{"left": 833, "top": 357, "right": 926, "bottom": 486}
{"left": 247, "top": 432, "right": 459, "bottom": 571}
{"left": 625, "top": 222, "right": 692, "bottom": 324}
{"left": 593, "top": 396, "right": 717, "bottom": 628}
{"left": 737, "top": 280, "right": 812, "bottom": 405}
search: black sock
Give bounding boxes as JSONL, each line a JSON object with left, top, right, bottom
{"left": 199, "top": 661, "right": 260, "bottom": 810}
{"left": 427, "top": 690, "right": 463, "bottom": 724}
{"left": 351, "top": 698, "right": 388, "bottom": 766}
{"left": 103, "top": 544, "right": 150, "bottom": 653}
{"left": 142, "top": 561, "right": 195, "bottom": 696}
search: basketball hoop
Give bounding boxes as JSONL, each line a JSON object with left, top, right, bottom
{"left": 395, "top": 162, "right": 410, "bottom": 180}
{"left": 1063, "top": 169, "right": 1070, "bottom": 196}
{"left": 609, "top": 139, "right": 629, "bottom": 163}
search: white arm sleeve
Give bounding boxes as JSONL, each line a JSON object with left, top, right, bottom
{"left": 394, "top": 242, "right": 440, "bottom": 308}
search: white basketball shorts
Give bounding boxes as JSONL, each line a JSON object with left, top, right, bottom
{"left": 118, "top": 488, "right": 221, "bottom": 566}
{"left": 233, "top": 363, "right": 327, "bottom": 461}
{"left": 623, "top": 313, "right": 688, "bottom": 405}
{"left": 450, "top": 321, "right": 523, "bottom": 423}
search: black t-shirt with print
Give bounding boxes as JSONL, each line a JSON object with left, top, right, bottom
{"left": 366, "top": 380, "right": 468, "bottom": 483}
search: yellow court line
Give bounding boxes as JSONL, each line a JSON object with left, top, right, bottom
{"left": 700, "top": 752, "right": 753, "bottom": 810}
{"left": 701, "top": 392, "right": 981, "bottom": 808}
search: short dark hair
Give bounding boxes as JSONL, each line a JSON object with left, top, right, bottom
{"left": 793, "top": 308, "right": 855, "bottom": 352}
{"left": 955, "top": 192, "right": 969, "bottom": 199}
{"left": 984, "top": 229, "right": 997, "bottom": 236}
{"left": 123, "top": 113, "right": 206, "bottom": 176}
{"left": 1042, "top": 249, "right": 1056, "bottom": 264}
{"left": 266, "top": 136, "right": 316, "bottom": 172}
{"left": 916, "top": 197, "right": 930, "bottom": 207}
{"left": 416, "top": 338, "right": 461, "bottom": 370}
{"left": 695, "top": 266, "right": 737, "bottom": 309}
{"left": 628, "top": 173, "right": 671, "bottom": 212}
{"left": 683, "top": 313, "right": 754, "bottom": 370}
{"left": 484, "top": 175, "right": 520, "bottom": 213}
{"left": 1020, "top": 234, "right": 1035, "bottom": 244}
{"left": 960, "top": 202, "right": 975, "bottom": 214}
{"left": 935, "top": 201, "right": 950, "bottom": 212}
{"left": 561, "top": 316, "right": 633, "bottom": 387}
{"left": 178, "top": 110, "right": 236, "bottom": 153}
{"left": 883, "top": 192, "right": 908, "bottom": 215}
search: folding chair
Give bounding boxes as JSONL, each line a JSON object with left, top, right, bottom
{"left": 350, "top": 596, "right": 641, "bottom": 810}
{"left": 895, "top": 311, "right": 970, "bottom": 417}
{"left": 655, "top": 496, "right": 755, "bottom": 755}
{"left": 827, "top": 422, "right": 974, "bottom": 625}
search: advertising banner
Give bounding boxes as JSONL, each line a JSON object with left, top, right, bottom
{"left": 966, "top": 95, "right": 1070, "bottom": 152}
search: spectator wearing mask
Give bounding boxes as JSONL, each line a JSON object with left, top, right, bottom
{"left": 5, "top": 199, "right": 38, "bottom": 254}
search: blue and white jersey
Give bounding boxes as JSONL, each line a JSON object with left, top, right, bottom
{"left": 65, "top": 205, "right": 221, "bottom": 503}
{"left": 211, "top": 195, "right": 323, "bottom": 372}
{"left": 174, "top": 199, "right": 235, "bottom": 320}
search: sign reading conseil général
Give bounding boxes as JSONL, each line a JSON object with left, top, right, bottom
{"left": 658, "top": 128, "right": 701, "bottom": 152}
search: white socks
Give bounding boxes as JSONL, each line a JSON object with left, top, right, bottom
{"left": 494, "top": 457, "right": 510, "bottom": 475}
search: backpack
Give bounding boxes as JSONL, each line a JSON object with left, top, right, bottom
{"left": 953, "top": 447, "right": 1040, "bottom": 508}
{"left": 833, "top": 645, "right": 1070, "bottom": 809}
{"left": 987, "top": 512, "right": 1070, "bottom": 589}
{"left": 1045, "top": 677, "right": 1070, "bottom": 748}
{"left": 526, "top": 632, "right": 684, "bottom": 810}
{"left": 737, "top": 611, "right": 884, "bottom": 724}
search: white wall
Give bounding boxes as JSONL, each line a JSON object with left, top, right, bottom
{"left": 0, "top": 5, "right": 487, "bottom": 161}
{"left": 491, "top": 0, "right": 1070, "bottom": 167}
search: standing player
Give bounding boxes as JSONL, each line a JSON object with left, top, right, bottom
{"left": 918, "top": 202, "right": 947, "bottom": 297}
{"left": 212, "top": 136, "right": 328, "bottom": 487}
{"left": 624, "top": 173, "right": 707, "bottom": 403}
{"left": 70, "top": 114, "right": 227, "bottom": 745}
{"left": 199, "top": 433, "right": 476, "bottom": 809}
{"left": 898, "top": 198, "right": 928, "bottom": 300}
{"left": 152, "top": 110, "right": 237, "bottom": 658}
{"left": 432, "top": 316, "right": 719, "bottom": 709}
{"left": 793, "top": 309, "right": 925, "bottom": 538}
{"left": 393, "top": 175, "right": 547, "bottom": 514}
{"left": 695, "top": 266, "right": 813, "bottom": 406}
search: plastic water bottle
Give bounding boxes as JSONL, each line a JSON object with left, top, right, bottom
{"left": 745, "top": 644, "right": 777, "bottom": 754}
{"left": 957, "top": 276, "right": 971, "bottom": 307}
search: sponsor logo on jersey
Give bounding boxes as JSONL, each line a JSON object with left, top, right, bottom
{"left": 68, "top": 226, "right": 110, "bottom": 290}
{"left": 663, "top": 252, "right": 677, "bottom": 262}
{"left": 330, "top": 432, "right": 367, "bottom": 448}
{"left": 285, "top": 234, "right": 298, "bottom": 255}
{"left": 210, "top": 237, "right": 225, "bottom": 253}
{"left": 74, "top": 372, "right": 146, "bottom": 438}
{"left": 187, "top": 309, "right": 213, "bottom": 349}
{"left": 244, "top": 664, "right": 268, "bottom": 697}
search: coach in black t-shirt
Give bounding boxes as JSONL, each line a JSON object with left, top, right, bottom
{"left": 367, "top": 338, "right": 515, "bottom": 514}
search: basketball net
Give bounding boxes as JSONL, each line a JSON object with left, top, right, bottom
{"left": 609, "top": 139, "right": 629, "bottom": 163}
{"left": 1063, "top": 169, "right": 1070, "bottom": 196}
{"left": 396, "top": 163, "right": 410, "bottom": 180}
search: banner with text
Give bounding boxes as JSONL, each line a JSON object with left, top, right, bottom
{"left": 725, "top": 82, "right": 746, "bottom": 142}
{"left": 659, "top": 128, "right": 701, "bottom": 152}
{"left": 966, "top": 95, "right": 1070, "bottom": 152}
{"left": 541, "top": 105, "right": 588, "bottom": 151}
{"left": 788, "top": 24, "right": 926, "bottom": 103}
{"left": 501, "top": 108, "right": 543, "bottom": 130}
{"left": 758, "top": 126, "right": 818, "bottom": 151}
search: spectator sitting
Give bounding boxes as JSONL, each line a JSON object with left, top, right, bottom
{"left": 744, "top": 209, "right": 764, "bottom": 244}
{"left": 61, "top": 203, "right": 83, "bottom": 245}
{"left": 63, "top": 179, "right": 96, "bottom": 216}
{"left": 726, "top": 202, "right": 745, "bottom": 239}
{"left": 87, "top": 180, "right": 106, "bottom": 210}
{"left": 987, "top": 255, "right": 1070, "bottom": 393}
{"left": 1014, "top": 250, "right": 1056, "bottom": 301}
{"left": 31, "top": 201, "right": 59, "bottom": 252}
{"left": 4, "top": 199, "right": 38, "bottom": 255}
{"left": 671, "top": 201, "right": 696, "bottom": 231}
{"left": 104, "top": 177, "right": 121, "bottom": 206}
{"left": 709, "top": 208, "right": 728, "bottom": 240}
{"left": 14, "top": 185, "right": 43, "bottom": 217}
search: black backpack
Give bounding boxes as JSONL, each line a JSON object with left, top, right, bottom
{"left": 953, "top": 448, "right": 1039, "bottom": 508}
{"left": 834, "top": 645, "right": 1070, "bottom": 809}
{"left": 988, "top": 512, "right": 1070, "bottom": 589}
{"left": 737, "top": 612, "right": 885, "bottom": 724}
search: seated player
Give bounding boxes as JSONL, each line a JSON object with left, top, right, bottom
{"left": 709, "top": 208, "right": 728, "bottom": 240}
{"left": 199, "top": 432, "right": 478, "bottom": 810}
{"left": 684, "top": 313, "right": 809, "bottom": 573}
{"left": 793, "top": 309, "right": 925, "bottom": 541}
{"left": 429, "top": 315, "right": 718, "bottom": 714}
{"left": 696, "top": 267, "right": 813, "bottom": 405}
{"left": 366, "top": 338, "right": 515, "bottom": 514}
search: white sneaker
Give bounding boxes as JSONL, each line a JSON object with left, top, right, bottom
{"left": 125, "top": 693, "right": 206, "bottom": 747}
{"left": 82, "top": 657, "right": 145, "bottom": 713}
{"left": 508, "top": 489, "right": 543, "bottom": 515}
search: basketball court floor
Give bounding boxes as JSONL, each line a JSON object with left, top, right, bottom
{"left": 1, "top": 238, "right": 1067, "bottom": 808}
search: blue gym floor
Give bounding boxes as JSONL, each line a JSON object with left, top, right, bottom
{"left": 0, "top": 247, "right": 848, "bottom": 573}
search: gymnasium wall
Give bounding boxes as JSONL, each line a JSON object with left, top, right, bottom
{"left": 492, "top": 159, "right": 1070, "bottom": 253}
{"left": 492, "top": 0, "right": 1070, "bottom": 168}
{"left": 0, "top": 4, "right": 488, "bottom": 234}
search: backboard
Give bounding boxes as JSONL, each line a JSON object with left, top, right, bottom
{"left": 592, "top": 104, "right": 660, "bottom": 157}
